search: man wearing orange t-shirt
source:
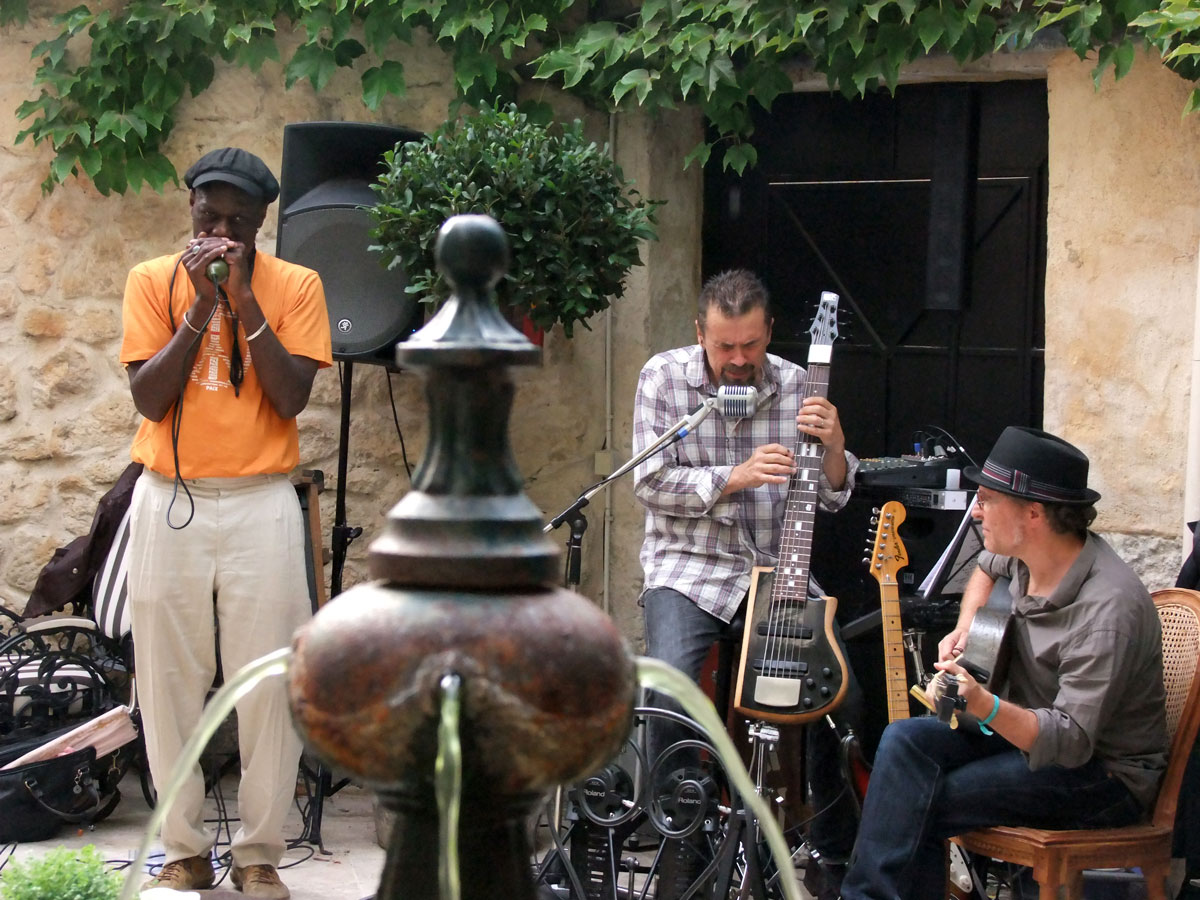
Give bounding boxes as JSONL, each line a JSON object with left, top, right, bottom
{"left": 120, "top": 147, "right": 332, "bottom": 900}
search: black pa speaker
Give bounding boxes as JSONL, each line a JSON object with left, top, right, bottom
{"left": 277, "top": 121, "right": 425, "bottom": 366}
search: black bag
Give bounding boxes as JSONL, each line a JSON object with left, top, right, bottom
{"left": 0, "top": 733, "right": 120, "bottom": 843}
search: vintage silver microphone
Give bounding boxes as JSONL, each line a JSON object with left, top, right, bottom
{"left": 675, "top": 384, "right": 761, "bottom": 440}
{"left": 716, "top": 383, "right": 759, "bottom": 418}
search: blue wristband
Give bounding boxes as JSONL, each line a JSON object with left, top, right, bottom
{"left": 978, "top": 693, "right": 1001, "bottom": 735}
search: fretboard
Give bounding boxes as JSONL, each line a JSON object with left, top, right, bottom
{"left": 770, "top": 360, "right": 830, "bottom": 607}
{"left": 880, "top": 581, "right": 910, "bottom": 722}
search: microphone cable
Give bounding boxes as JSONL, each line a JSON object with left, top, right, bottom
{"left": 163, "top": 254, "right": 222, "bottom": 530}
{"left": 160, "top": 249, "right": 255, "bottom": 529}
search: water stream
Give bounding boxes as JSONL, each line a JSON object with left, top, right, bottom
{"left": 119, "top": 651, "right": 802, "bottom": 900}
{"left": 436, "top": 674, "right": 463, "bottom": 900}
{"left": 635, "top": 656, "right": 802, "bottom": 900}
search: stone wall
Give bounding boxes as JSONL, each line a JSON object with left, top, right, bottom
{"left": 1044, "top": 49, "right": 1200, "bottom": 591}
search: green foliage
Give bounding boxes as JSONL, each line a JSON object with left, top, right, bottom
{"left": 369, "top": 103, "right": 661, "bottom": 337}
{"left": 0, "top": 845, "right": 122, "bottom": 900}
{"left": 0, "top": 0, "right": 28, "bottom": 27}
{"left": 4, "top": 0, "right": 1200, "bottom": 190}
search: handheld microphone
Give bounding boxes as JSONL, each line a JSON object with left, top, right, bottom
{"left": 206, "top": 258, "right": 229, "bottom": 284}
{"left": 717, "top": 384, "right": 759, "bottom": 418}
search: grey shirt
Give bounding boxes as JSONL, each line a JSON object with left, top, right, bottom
{"left": 978, "top": 533, "right": 1168, "bottom": 812}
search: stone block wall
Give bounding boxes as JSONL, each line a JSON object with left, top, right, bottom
{"left": 1044, "top": 50, "right": 1200, "bottom": 590}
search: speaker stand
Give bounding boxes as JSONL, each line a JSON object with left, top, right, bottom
{"left": 299, "top": 359, "right": 361, "bottom": 851}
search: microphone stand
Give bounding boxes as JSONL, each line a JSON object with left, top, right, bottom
{"left": 299, "top": 358, "right": 362, "bottom": 851}
{"left": 545, "top": 399, "right": 716, "bottom": 589}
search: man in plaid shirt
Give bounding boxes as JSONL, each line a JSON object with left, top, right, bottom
{"left": 632, "top": 269, "right": 859, "bottom": 898}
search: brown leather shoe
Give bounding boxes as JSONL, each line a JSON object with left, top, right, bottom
{"left": 231, "top": 864, "right": 290, "bottom": 900}
{"left": 141, "top": 855, "right": 215, "bottom": 891}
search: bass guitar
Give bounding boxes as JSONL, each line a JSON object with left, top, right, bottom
{"left": 733, "top": 291, "right": 849, "bottom": 724}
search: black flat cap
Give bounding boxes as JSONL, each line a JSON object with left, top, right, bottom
{"left": 184, "top": 147, "right": 280, "bottom": 203}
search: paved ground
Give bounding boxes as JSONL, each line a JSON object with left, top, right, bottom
{"left": 0, "top": 768, "right": 386, "bottom": 900}
{"left": 0, "top": 766, "right": 831, "bottom": 900}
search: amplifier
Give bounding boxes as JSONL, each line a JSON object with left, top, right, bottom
{"left": 861, "top": 486, "right": 972, "bottom": 511}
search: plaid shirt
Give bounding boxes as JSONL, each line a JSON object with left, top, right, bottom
{"left": 633, "top": 344, "right": 857, "bottom": 623}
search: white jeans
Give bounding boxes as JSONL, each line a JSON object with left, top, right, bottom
{"left": 128, "top": 471, "right": 310, "bottom": 867}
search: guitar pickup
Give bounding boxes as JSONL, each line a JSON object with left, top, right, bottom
{"left": 754, "top": 623, "right": 813, "bottom": 640}
{"left": 752, "top": 659, "right": 809, "bottom": 676}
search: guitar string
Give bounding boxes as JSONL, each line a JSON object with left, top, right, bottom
{"left": 764, "top": 360, "right": 829, "bottom": 682}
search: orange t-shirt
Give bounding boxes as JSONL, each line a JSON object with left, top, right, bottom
{"left": 120, "top": 251, "right": 333, "bottom": 479}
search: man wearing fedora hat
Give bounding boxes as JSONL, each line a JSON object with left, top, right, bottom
{"left": 840, "top": 426, "right": 1168, "bottom": 900}
{"left": 120, "top": 147, "right": 332, "bottom": 898}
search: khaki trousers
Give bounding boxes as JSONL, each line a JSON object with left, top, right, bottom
{"left": 128, "top": 471, "right": 310, "bottom": 867}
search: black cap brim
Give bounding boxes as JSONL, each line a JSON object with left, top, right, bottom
{"left": 190, "top": 170, "right": 271, "bottom": 200}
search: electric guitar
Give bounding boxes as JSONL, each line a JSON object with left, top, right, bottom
{"left": 869, "top": 501, "right": 911, "bottom": 723}
{"left": 835, "top": 501, "right": 911, "bottom": 808}
{"left": 839, "top": 500, "right": 973, "bottom": 898}
{"left": 733, "top": 292, "right": 849, "bottom": 724}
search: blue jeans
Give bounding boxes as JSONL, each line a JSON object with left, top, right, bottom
{"left": 840, "top": 716, "right": 1144, "bottom": 900}
{"left": 642, "top": 586, "right": 741, "bottom": 778}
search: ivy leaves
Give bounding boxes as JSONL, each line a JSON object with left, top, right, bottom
{"left": 12, "top": 1, "right": 240, "bottom": 194}
{"left": 3, "top": 0, "right": 1199, "bottom": 193}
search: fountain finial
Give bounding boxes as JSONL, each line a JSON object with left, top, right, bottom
{"left": 289, "top": 214, "right": 636, "bottom": 900}
{"left": 437, "top": 214, "right": 509, "bottom": 292}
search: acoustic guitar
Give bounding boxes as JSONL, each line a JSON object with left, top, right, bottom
{"left": 733, "top": 291, "right": 849, "bottom": 724}
{"left": 916, "top": 576, "right": 1014, "bottom": 729}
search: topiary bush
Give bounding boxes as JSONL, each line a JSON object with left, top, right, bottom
{"left": 0, "top": 845, "right": 121, "bottom": 900}
{"left": 369, "top": 103, "right": 662, "bottom": 338}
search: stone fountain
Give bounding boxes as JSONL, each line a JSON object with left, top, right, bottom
{"left": 287, "top": 214, "right": 636, "bottom": 900}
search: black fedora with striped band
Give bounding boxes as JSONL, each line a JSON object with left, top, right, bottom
{"left": 964, "top": 426, "right": 1101, "bottom": 506}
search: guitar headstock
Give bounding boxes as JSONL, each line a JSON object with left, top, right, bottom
{"left": 866, "top": 500, "right": 908, "bottom": 585}
{"left": 808, "top": 291, "right": 840, "bottom": 348}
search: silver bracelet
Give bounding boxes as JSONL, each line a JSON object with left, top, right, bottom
{"left": 245, "top": 320, "right": 270, "bottom": 341}
{"left": 182, "top": 312, "right": 204, "bottom": 334}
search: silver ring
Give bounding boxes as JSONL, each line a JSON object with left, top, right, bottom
{"left": 190, "top": 245, "right": 200, "bottom": 254}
